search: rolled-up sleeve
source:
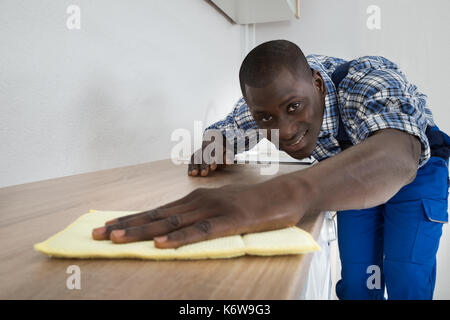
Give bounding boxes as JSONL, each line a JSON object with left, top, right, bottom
{"left": 347, "top": 69, "right": 433, "bottom": 168}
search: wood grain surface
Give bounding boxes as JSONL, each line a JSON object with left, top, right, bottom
{"left": 0, "top": 159, "right": 325, "bottom": 299}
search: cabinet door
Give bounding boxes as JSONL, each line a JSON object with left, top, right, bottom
{"left": 211, "top": 0, "right": 300, "bottom": 24}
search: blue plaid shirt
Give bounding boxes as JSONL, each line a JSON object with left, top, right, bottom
{"left": 204, "top": 54, "right": 436, "bottom": 168}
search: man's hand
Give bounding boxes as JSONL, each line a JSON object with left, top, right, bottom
{"left": 92, "top": 178, "right": 309, "bottom": 248}
{"left": 188, "top": 137, "right": 234, "bottom": 177}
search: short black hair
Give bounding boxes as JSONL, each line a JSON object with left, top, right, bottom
{"left": 239, "top": 40, "right": 312, "bottom": 97}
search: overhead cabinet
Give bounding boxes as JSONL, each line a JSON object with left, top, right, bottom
{"left": 211, "top": 0, "right": 300, "bottom": 24}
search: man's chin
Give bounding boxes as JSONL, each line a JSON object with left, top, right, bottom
{"left": 282, "top": 149, "right": 307, "bottom": 160}
{"left": 283, "top": 141, "right": 316, "bottom": 159}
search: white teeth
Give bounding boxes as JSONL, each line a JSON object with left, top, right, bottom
{"left": 290, "top": 131, "right": 306, "bottom": 146}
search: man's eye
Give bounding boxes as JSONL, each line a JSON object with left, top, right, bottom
{"left": 287, "top": 103, "right": 301, "bottom": 112}
{"left": 260, "top": 114, "right": 273, "bottom": 122}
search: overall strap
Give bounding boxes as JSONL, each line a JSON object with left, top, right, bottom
{"left": 331, "top": 61, "right": 353, "bottom": 151}
{"left": 426, "top": 124, "right": 450, "bottom": 161}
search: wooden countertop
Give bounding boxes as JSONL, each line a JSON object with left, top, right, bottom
{"left": 0, "top": 159, "right": 325, "bottom": 299}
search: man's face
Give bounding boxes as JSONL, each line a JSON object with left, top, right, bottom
{"left": 244, "top": 68, "right": 326, "bottom": 160}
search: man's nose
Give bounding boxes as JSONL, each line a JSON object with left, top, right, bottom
{"left": 278, "top": 117, "right": 298, "bottom": 142}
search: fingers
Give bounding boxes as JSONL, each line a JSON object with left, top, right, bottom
{"left": 92, "top": 201, "right": 196, "bottom": 240}
{"left": 154, "top": 216, "right": 235, "bottom": 249}
{"left": 108, "top": 208, "right": 211, "bottom": 244}
{"left": 188, "top": 141, "right": 232, "bottom": 177}
{"left": 188, "top": 148, "right": 202, "bottom": 176}
{"left": 200, "top": 161, "right": 210, "bottom": 176}
{"left": 188, "top": 162, "right": 219, "bottom": 176}
{"left": 188, "top": 162, "right": 200, "bottom": 176}
{"left": 188, "top": 162, "right": 215, "bottom": 177}
{"left": 92, "top": 212, "right": 163, "bottom": 240}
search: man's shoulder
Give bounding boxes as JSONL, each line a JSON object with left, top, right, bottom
{"left": 306, "top": 54, "right": 347, "bottom": 72}
{"left": 349, "top": 55, "right": 400, "bottom": 73}
{"left": 346, "top": 56, "right": 410, "bottom": 91}
{"left": 307, "top": 54, "right": 401, "bottom": 73}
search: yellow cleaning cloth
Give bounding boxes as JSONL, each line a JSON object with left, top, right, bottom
{"left": 34, "top": 210, "right": 320, "bottom": 260}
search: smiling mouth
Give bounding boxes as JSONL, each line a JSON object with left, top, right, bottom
{"left": 283, "top": 130, "right": 307, "bottom": 151}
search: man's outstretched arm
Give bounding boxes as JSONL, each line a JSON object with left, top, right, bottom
{"left": 283, "top": 128, "right": 422, "bottom": 213}
{"left": 92, "top": 128, "right": 421, "bottom": 249}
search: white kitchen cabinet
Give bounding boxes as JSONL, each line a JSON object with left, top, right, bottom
{"left": 211, "top": 0, "right": 300, "bottom": 24}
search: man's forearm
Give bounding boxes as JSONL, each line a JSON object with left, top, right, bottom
{"left": 282, "top": 129, "right": 422, "bottom": 212}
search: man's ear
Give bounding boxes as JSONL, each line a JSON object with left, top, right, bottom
{"left": 312, "top": 70, "right": 326, "bottom": 98}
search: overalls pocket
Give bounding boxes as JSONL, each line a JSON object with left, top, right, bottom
{"left": 422, "top": 198, "right": 448, "bottom": 224}
{"left": 411, "top": 198, "right": 448, "bottom": 265}
{"left": 409, "top": 156, "right": 448, "bottom": 265}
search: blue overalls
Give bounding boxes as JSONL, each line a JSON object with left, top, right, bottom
{"left": 331, "top": 61, "right": 450, "bottom": 300}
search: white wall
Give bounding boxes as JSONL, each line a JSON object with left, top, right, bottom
{"left": 253, "top": 0, "right": 450, "bottom": 299}
{"left": 0, "top": 0, "right": 243, "bottom": 187}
